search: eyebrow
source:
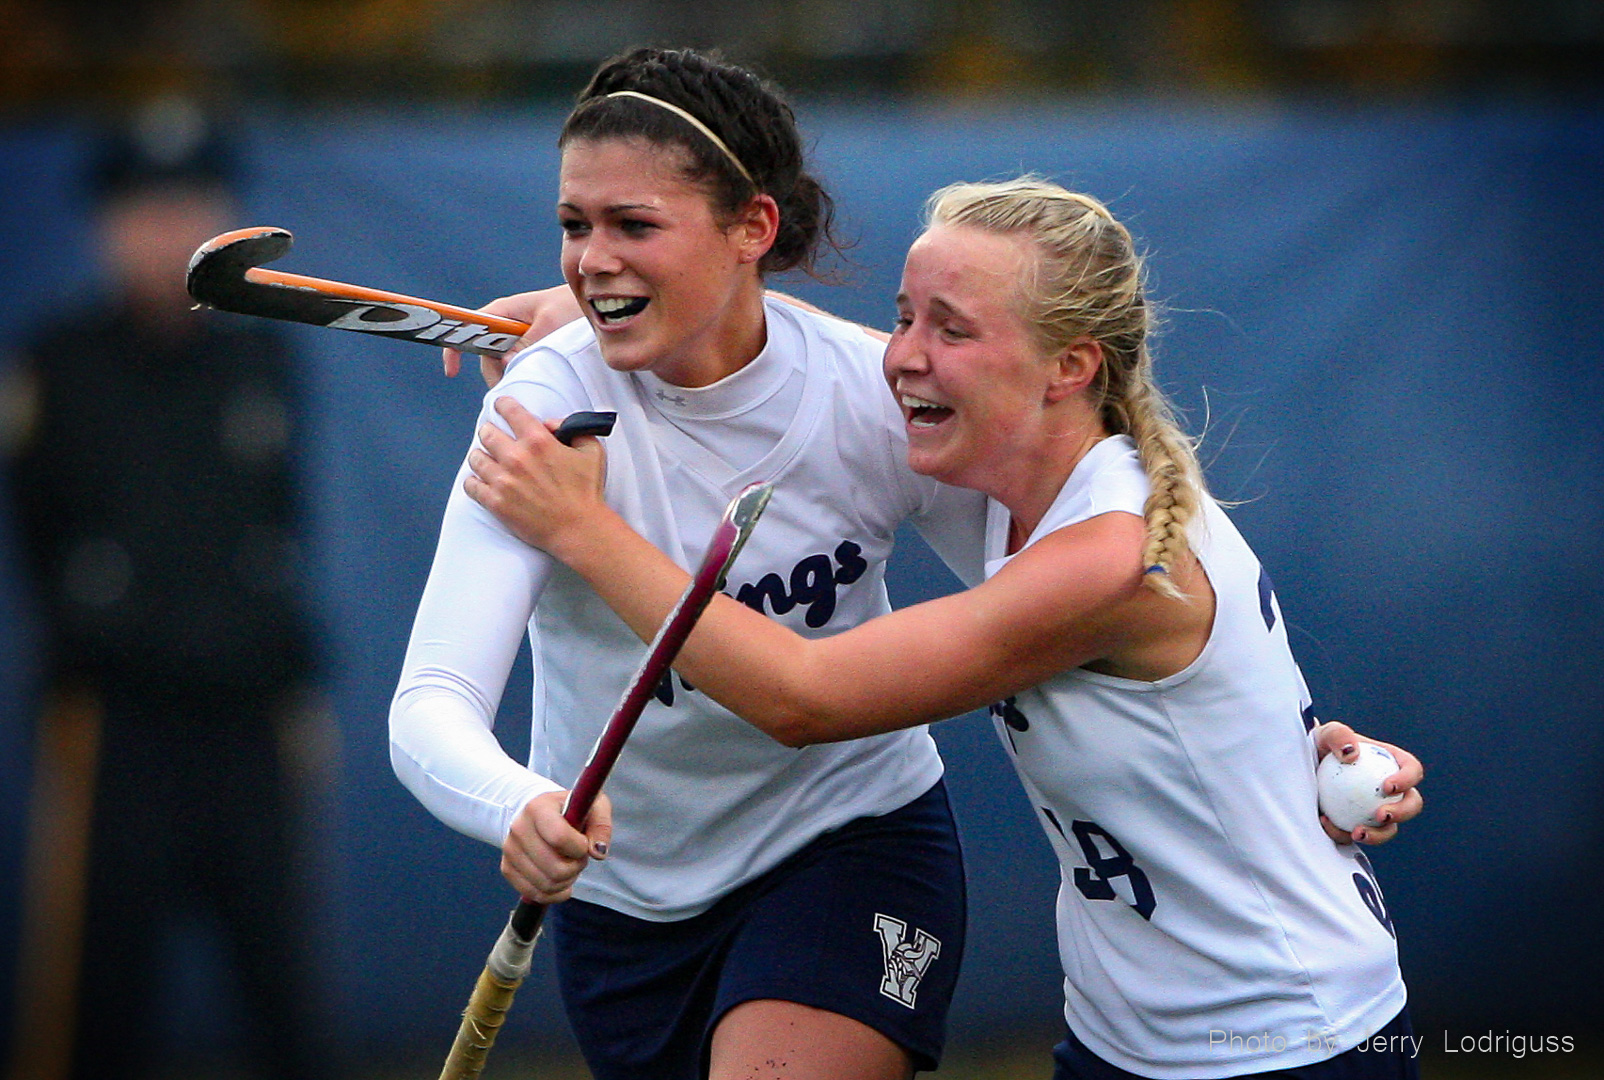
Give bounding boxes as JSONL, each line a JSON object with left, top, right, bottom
{"left": 899, "top": 293, "right": 969, "bottom": 322}
{"left": 557, "top": 200, "right": 661, "bottom": 215}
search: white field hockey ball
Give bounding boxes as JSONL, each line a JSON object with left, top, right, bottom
{"left": 1317, "top": 743, "right": 1404, "bottom": 832}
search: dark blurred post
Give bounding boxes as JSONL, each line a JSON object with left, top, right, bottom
{"left": 3, "top": 97, "right": 332, "bottom": 1080}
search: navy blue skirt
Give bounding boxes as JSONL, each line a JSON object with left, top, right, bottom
{"left": 549, "top": 778, "right": 967, "bottom": 1079}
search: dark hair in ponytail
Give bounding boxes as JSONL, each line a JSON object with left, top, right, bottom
{"left": 561, "top": 47, "right": 842, "bottom": 278}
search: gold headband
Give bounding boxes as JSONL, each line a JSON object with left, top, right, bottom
{"left": 604, "top": 90, "right": 756, "bottom": 187}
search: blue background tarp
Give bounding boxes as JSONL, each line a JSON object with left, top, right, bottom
{"left": 2, "top": 99, "right": 1601, "bottom": 1063}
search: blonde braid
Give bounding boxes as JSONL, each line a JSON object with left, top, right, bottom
{"left": 1126, "top": 382, "right": 1204, "bottom": 598}
{"left": 925, "top": 176, "right": 1207, "bottom": 598}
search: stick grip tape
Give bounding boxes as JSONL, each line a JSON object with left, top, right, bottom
{"left": 437, "top": 918, "right": 538, "bottom": 1080}
{"left": 437, "top": 965, "right": 523, "bottom": 1080}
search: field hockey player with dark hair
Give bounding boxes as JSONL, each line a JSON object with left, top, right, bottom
{"left": 391, "top": 46, "right": 989, "bottom": 1080}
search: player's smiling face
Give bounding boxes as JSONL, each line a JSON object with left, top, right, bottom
{"left": 558, "top": 137, "right": 765, "bottom": 388}
{"left": 884, "top": 224, "right": 1062, "bottom": 494}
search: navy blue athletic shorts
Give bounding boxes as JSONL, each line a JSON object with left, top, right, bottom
{"left": 548, "top": 779, "right": 966, "bottom": 1079}
{"left": 1051, "top": 1007, "right": 1421, "bottom": 1080}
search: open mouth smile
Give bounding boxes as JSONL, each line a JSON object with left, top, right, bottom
{"left": 901, "top": 393, "right": 954, "bottom": 429}
{"left": 591, "top": 296, "right": 649, "bottom": 326}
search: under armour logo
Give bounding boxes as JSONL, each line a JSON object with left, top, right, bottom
{"left": 872, "top": 914, "right": 941, "bottom": 1009}
{"left": 654, "top": 388, "right": 688, "bottom": 406}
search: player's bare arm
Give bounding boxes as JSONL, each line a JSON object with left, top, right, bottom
{"left": 444, "top": 287, "right": 887, "bottom": 387}
{"left": 469, "top": 395, "right": 1162, "bottom": 740}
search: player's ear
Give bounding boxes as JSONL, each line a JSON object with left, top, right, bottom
{"left": 1045, "top": 336, "right": 1102, "bottom": 403}
{"left": 733, "top": 194, "right": 780, "bottom": 264}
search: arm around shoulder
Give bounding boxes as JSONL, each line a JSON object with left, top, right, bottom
{"left": 521, "top": 487, "right": 1152, "bottom": 746}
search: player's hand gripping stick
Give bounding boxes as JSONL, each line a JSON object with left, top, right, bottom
{"left": 437, "top": 479, "right": 774, "bottom": 1080}
{"left": 187, "top": 227, "right": 531, "bottom": 357}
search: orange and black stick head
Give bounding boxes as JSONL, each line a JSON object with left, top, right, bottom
{"left": 186, "top": 226, "right": 529, "bottom": 357}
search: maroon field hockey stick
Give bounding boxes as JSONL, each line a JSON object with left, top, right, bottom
{"left": 187, "top": 227, "right": 530, "bottom": 357}
{"left": 437, "top": 480, "right": 774, "bottom": 1080}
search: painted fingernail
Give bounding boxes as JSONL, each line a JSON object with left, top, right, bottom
{"left": 593, "top": 841, "right": 609, "bottom": 858}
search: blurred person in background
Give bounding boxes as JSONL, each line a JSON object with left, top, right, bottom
{"left": 3, "top": 97, "right": 331, "bottom": 1080}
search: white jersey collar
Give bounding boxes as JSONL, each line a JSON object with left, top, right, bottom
{"left": 634, "top": 313, "right": 799, "bottom": 422}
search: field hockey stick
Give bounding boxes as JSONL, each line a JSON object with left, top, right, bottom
{"left": 437, "top": 480, "right": 775, "bottom": 1080}
{"left": 187, "top": 227, "right": 530, "bottom": 357}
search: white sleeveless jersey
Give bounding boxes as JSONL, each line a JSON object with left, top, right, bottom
{"left": 391, "top": 298, "right": 986, "bottom": 921}
{"left": 985, "top": 436, "right": 1406, "bottom": 1077}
